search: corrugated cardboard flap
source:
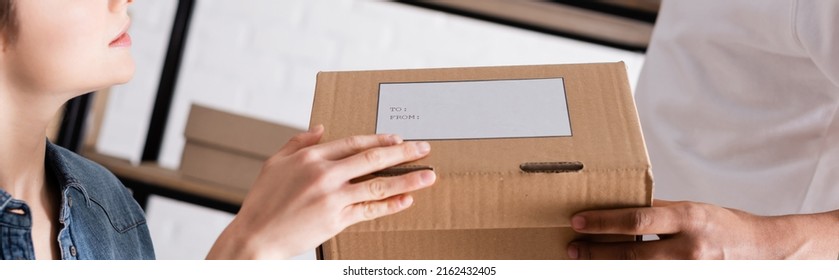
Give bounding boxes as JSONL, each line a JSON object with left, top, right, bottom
{"left": 310, "top": 62, "right": 652, "bottom": 233}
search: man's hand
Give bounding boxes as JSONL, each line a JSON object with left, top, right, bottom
{"left": 567, "top": 200, "right": 839, "bottom": 259}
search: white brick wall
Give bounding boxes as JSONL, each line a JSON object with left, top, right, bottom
{"left": 98, "top": 0, "right": 645, "bottom": 259}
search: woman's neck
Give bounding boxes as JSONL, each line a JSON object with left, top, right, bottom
{"left": 0, "top": 87, "right": 64, "bottom": 200}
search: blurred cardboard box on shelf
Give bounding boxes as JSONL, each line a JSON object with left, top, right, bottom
{"left": 310, "top": 62, "right": 653, "bottom": 259}
{"left": 180, "top": 104, "right": 303, "bottom": 191}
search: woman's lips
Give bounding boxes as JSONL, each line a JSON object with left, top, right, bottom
{"left": 110, "top": 20, "right": 132, "bottom": 48}
{"left": 109, "top": 32, "right": 132, "bottom": 48}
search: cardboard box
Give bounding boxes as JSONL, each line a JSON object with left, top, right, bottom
{"left": 310, "top": 62, "right": 653, "bottom": 259}
{"left": 180, "top": 104, "right": 303, "bottom": 191}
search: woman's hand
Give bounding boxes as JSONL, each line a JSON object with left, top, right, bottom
{"left": 207, "top": 125, "right": 435, "bottom": 259}
{"left": 567, "top": 200, "right": 839, "bottom": 259}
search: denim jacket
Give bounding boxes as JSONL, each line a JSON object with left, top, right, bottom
{"left": 0, "top": 141, "right": 155, "bottom": 259}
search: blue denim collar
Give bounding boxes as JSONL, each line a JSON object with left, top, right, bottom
{"left": 0, "top": 189, "right": 29, "bottom": 229}
{"left": 0, "top": 141, "right": 86, "bottom": 211}
{"left": 1, "top": 141, "right": 154, "bottom": 259}
{"left": 44, "top": 141, "right": 92, "bottom": 208}
{"left": 0, "top": 188, "right": 11, "bottom": 212}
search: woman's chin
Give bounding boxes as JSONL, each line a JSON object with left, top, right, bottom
{"left": 112, "top": 59, "right": 136, "bottom": 85}
{"left": 75, "top": 68, "right": 136, "bottom": 95}
{"left": 101, "top": 61, "right": 136, "bottom": 87}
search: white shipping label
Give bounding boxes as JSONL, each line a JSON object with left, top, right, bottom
{"left": 376, "top": 78, "right": 571, "bottom": 140}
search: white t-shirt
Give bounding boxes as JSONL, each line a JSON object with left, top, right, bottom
{"left": 636, "top": 0, "right": 839, "bottom": 215}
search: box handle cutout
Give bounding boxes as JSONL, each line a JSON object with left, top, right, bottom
{"left": 520, "top": 161, "right": 583, "bottom": 173}
{"left": 373, "top": 165, "right": 435, "bottom": 177}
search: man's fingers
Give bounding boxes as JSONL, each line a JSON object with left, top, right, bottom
{"left": 275, "top": 125, "right": 324, "bottom": 157}
{"left": 653, "top": 199, "right": 677, "bottom": 207}
{"left": 335, "top": 141, "right": 431, "bottom": 179}
{"left": 343, "top": 170, "right": 436, "bottom": 205}
{"left": 567, "top": 240, "right": 673, "bottom": 260}
{"left": 316, "top": 134, "right": 404, "bottom": 160}
{"left": 343, "top": 194, "right": 415, "bottom": 225}
{"left": 571, "top": 207, "right": 683, "bottom": 235}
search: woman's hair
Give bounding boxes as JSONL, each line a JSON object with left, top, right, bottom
{"left": 0, "top": 0, "right": 16, "bottom": 43}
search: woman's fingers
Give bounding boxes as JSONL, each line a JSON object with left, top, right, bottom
{"left": 315, "top": 134, "right": 403, "bottom": 160}
{"left": 339, "top": 170, "right": 436, "bottom": 227}
{"left": 342, "top": 170, "right": 436, "bottom": 205}
{"left": 274, "top": 125, "right": 324, "bottom": 157}
{"left": 343, "top": 194, "right": 415, "bottom": 225}
{"left": 334, "top": 141, "right": 431, "bottom": 179}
